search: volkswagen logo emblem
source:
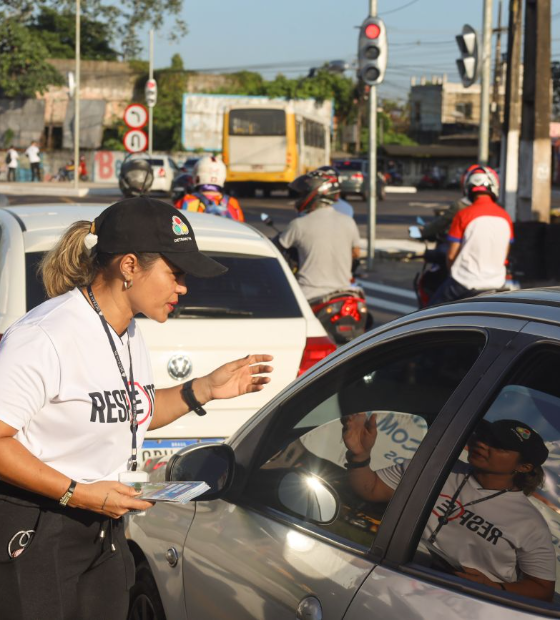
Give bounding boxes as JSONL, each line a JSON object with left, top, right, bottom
{"left": 167, "top": 354, "right": 192, "bottom": 381}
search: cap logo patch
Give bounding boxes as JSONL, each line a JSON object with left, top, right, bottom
{"left": 515, "top": 427, "right": 531, "bottom": 441}
{"left": 172, "top": 216, "right": 189, "bottom": 236}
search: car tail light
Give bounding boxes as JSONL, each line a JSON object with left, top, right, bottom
{"left": 351, "top": 173, "right": 364, "bottom": 180}
{"left": 298, "top": 336, "right": 336, "bottom": 376}
{"left": 158, "top": 168, "right": 165, "bottom": 177}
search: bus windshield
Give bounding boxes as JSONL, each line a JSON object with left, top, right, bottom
{"left": 229, "top": 109, "right": 286, "bottom": 137}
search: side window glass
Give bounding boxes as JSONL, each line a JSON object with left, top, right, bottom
{"left": 244, "top": 334, "right": 485, "bottom": 549}
{"left": 413, "top": 347, "right": 560, "bottom": 606}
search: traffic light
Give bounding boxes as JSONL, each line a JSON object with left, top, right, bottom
{"left": 455, "top": 25, "right": 479, "bottom": 88}
{"left": 145, "top": 79, "right": 158, "bottom": 108}
{"left": 358, "top": 17, "right": 387, "bottom": 86}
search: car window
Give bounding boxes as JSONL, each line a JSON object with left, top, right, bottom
{"left": 26, "top": 252, "right": 48, "bottom": 311}
{"left": 334, "top": 160, "right": 364, "bottom": 172}
{"left": 178, "top": 252, "right": 302, "bottom": 319}
{"left": 169, "top": 159, "right": 179, "bottom": 171}
{"left": 412, "top": 346, "right": 560, "bottom": 606}
{"left": 148, "top": 159, "right": 165, "bottom": 167}
{"left": 243, "top": 334, "right": 485, "bottom": 549}
{"left": 25, "top": 251, "right": 302, "bottom": 319}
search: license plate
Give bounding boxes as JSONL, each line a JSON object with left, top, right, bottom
{"left": 140, "top": 438, "right": 224, "bottom": 468}
{"left": 251, "top": 164, "right": 264, "bottom": 170}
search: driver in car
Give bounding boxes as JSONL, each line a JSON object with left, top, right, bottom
{"left": 342, "top": 415, "right": 556, "bottom": 601}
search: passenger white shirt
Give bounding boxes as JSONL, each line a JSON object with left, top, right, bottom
{"left": 279, "top": 206, "right": 361, "bottom": 300}
{"left": 378, "top": 460, "right": 556, "bottom": 583}
{"left": 0, "top": 289, "right": 154, "bottom": 482}
{"left": 25, "top": 144, "right": 40, "bottom": 164}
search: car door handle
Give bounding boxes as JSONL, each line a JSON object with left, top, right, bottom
{"left": 296, "top": 596, "right": 322, "bottom": 620}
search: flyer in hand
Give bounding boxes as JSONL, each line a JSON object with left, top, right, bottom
{"left": 132, "top": 481, "right": 210, "bottom": 504}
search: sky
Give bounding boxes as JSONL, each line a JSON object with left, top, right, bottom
{"left": 140, "top": 0, "right": 560, "bottom": 101}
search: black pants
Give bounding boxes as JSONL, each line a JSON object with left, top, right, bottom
{"left": 7, "top": 167, "right": 16, "bottom": 182}
{"left": 427, "top": 276, "right": 476, "bottom": 307}
{"left": 0, "top": 488, "right": 135, "bottom": 620}
{"left": 30, "top": 162, "right": 41, "bottom": 181}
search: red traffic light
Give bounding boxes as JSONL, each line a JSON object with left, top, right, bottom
{"left": 365, "top": 23, "right": 380, "bottom": 39}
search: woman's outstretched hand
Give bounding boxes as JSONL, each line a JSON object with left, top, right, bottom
{"left": 194, "top": 354, "right": 274, "bottom": 404}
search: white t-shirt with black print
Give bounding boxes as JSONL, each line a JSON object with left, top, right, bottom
{"left": 0, "top": 288, "right": 154, "bottom": 482}
{"left": 377, "top": 460, "right": 556, "bottom": 583}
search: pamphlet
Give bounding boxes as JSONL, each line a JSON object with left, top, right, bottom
{"left": 131, "top": 481, "right": 210, "bottom": 504}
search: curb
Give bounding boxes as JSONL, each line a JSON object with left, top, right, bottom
{"left": 0, "top": 184, "right": 120, "bottom": 197}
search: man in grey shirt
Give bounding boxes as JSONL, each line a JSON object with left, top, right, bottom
{"left": 279, "top": 169, "right": 361, "bottom": 301}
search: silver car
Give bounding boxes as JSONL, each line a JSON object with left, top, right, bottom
{"left": 127, "top": 288, "right": 560, "bottom": 620}
{"left": 334, "top": 158, "right": 385, "bottom": 201}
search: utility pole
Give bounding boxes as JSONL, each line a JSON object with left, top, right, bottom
{"left": 499, "top": 0, "right": 522, "bottom": 218}
{"left": 148, "top": 29, "right": 154, "bottom": 156}
{"left": 490, "top": 0, "right": 504, "bottom": 146}
{"left": 479, "top": 0, "right": 494, "bottom": 165}
{"left": 518, "top": 0, "right": 551, "bottom": 222}
{"left": 73, "top": 0, "right": 81, "bottom": 191}
{"left": 367, "top": 0, "right": 378, "bottom": 269}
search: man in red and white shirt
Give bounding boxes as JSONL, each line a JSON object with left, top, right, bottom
{"left": 428, "top": 165, "right": 514, "bottom": 306}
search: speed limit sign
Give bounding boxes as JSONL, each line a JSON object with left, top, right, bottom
{"left": 123, "top": 104, "right": 148, "bottom": 129}
{"left": 123, "top": 129, "right": 148, "bottom": 153}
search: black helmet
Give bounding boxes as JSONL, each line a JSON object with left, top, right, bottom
{"left": 119, "top": 156, "right": 154, "bottom": 197}
{"left": 289, "top": 169, "right": 341, "bottom": 214}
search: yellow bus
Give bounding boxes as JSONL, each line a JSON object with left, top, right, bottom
{"left": 222, "top": 103, "right": 331, "bottom": 197}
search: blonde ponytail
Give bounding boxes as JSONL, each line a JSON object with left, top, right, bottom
{"left": 40, "top": 221, "right": 97, "bottom": 298}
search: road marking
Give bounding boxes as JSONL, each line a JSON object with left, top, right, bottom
{"left": 408, "top": 201, "right": 442, "bottom": 208}
{"left": 365, "top": 295, "right": 417, "bottom": 315}
{"left": 357, "top": 279, "right": 417, "bottom": 301}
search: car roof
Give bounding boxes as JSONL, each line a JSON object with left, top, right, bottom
{"left": 2, "top": 205, "right": 270, "bottom": 255}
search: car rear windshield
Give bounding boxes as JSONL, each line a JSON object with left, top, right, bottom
{"left": 229, "top": 109, "right": 286, "bottom": 137}
{"left": 148, "top": 159, "right": 164, "bottom": 166}
{"left": 334, "top": 161, "right": 364, "bottom": 171}
{"left": 25, "top": 252, "right": 303, "bottom": 319}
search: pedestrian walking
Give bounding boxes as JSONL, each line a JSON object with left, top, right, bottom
{"left": 25, "top": 140, "right": 41, "bottom": 181}
{"left": 6, "top": 145, "right": 18, "bottom": 182}
{"left": 0, "top": 196, "right": 273, "bottom": 620}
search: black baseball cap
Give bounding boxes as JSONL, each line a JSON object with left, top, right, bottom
{"left": 474, "top": 419, "right": 549, "bottom": 465}
{"left": 92, "top": 196, "right": 227, "bottom": 278}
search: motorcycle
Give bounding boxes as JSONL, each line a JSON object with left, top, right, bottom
{"left": 261, "top": 213, "right": 371, "bottom": 345}
{"left": 409, "top": 214, "right": 520, "bottom": 308}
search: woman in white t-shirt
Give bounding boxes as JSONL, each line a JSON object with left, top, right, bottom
{"left": 0, "top": 197, "right": 273, "bottom": 620}
{"left": 342, "top": 414, "right": 556, "bottom": 602}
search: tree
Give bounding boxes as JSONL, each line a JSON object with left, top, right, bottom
{"left": 0, "top": 19, "right": 64, "bottom": 97}
{"left": 28, "top": 8, "right": 118, "bottom": 60}
{"left": 0, "top": 0, "right": 188, "bottom": 59}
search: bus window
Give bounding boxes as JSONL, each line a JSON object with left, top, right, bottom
{"left": 229, "top": 109, "right": 286, "bottom": 136}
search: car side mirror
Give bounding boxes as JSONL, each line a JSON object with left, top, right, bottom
{"left": 277, "top": 471, "right": 339, "bottom": 525}
{"left": 165, "top": 443, "right": 235, "bottom": 501}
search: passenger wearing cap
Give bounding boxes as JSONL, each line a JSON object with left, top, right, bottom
{"left": 342, "top": 414, "right": 556, "bottom": 601}
{"left": 0, "top": 197, "right": 273, "bottom": 619}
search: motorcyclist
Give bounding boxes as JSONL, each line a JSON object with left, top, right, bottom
{"left": 427, "top": 164, "right": 514, "bottom": 306}
{"left": 317, "top": 166, "right": 354, "bottom": 218}
{"left": 277, "top": 169, "right": 361, "bottom": 301}
{"left": 174, "top": 155, "right": 244, "bottom": 222}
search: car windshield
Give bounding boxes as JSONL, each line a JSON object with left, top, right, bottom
{"left": 334, "top": 161, "right": 364, "bottom": 171}
{"left": 25, "top": 252, "right": 302, "bottom": 319}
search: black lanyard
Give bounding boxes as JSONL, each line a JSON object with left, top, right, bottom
{"left": 86, "top": 286, "right": 138, "bottom": 471}
{"left": 428, "top": 472, "right": 509, "bottom": 544}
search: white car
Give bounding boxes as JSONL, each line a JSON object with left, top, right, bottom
{"left": 128, "top": 154, "right": 181, "bottom": 194}
{"left": 0, "top": 206, "right": 335, "bottom": 463}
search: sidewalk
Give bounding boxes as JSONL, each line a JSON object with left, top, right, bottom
{"left": 0, "top": 181, "right": 120, "bottom": 198}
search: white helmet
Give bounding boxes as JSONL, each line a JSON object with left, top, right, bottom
{"left": 462, "top": 164, "right": 500, "bottom": 201}
{"left": 194, "top": 156, "right": 227, "bottom": 188}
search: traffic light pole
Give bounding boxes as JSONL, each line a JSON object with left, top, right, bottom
{"left": 479, "top": 0, "right": 493, "bottom": 165}
{"left": 73, "top": 0, "right": 81, "bottom": 191}
{"left": 367, "top": 0, "right": 378, "bottom": 269}
{"left": 148, "top": 29, "right": 154, "bottom": 156}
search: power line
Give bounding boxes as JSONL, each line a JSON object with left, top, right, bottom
{"left": 381, "top": 0, "right": 421, "bottom": 17}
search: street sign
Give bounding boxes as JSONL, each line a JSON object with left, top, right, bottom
{"left": 124, "top": 103, "right": 148, "bottom": 129}
{"left": 145, "top": 79, "right": 157, "bottom": 108}
{"left": 455, "top": 25, "right": 479, "bottom": 88}
{"left": 123, "top": 129, "right": 148, "bottom": 153}
{"left": 358, "top": 17, "right": 388, "bottom": 86}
